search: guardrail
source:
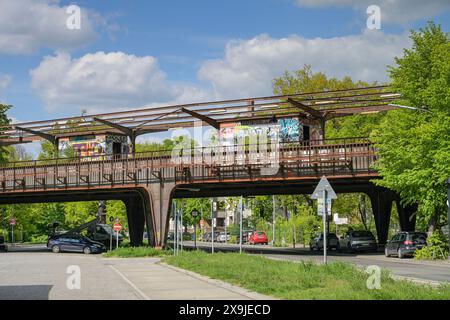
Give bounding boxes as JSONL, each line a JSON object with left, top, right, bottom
{"left": 0, "top": 138, "right": 378, "bottom": 192}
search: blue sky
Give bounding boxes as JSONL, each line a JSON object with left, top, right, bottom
{"left": 1, "top": 0, "right": 449, "bottom": 126}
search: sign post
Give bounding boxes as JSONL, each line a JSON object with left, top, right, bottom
{"left": 191, "top": 209, "right": 199, "bottom": 250}
{"left": 446, "top": 178, "right": 450, "bottom": 260}
{"left": 9, "top": 218, "right": 16, "bottom": 246}
{"left": 239, "top": 196, "right": 243, "bottom": 254}
{"left": 311, "top": 176, "right": 337, "bottom": 265}
{"left": 211, "top": 198, "right": 217, "bottom": 254}
{"left": 113, "top": 221, "right": 122, "bottom": 249}
{"left": 109, "top": 216, "right": 114, "bottom": 251}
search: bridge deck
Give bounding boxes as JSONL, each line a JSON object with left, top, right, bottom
{"left": 0, "top": 139, "right": 378, "bottom": 193}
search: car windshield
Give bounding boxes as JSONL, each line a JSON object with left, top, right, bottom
{"left": 352, "top": 231, "right": 373, "bottom": 238}
{"left": 256, "top": 232, "right": 266, "bottom": 235}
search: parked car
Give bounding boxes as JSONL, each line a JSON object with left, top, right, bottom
{"left": 216, "top": 232, "right": 231, "bottom": 243}
{"left": 47, "top": 233, "right": 106, "bottom": 254}
{"left": 309, "top": 233, "right": 339, "bottom": 250}
{"left": 248, "top": 231, "right": 268, "bottom": 245}
{"left": 385, "top": 231, "right": 427, "bottom": 259}
{"left": 0, "top": 236, "right": 7, "bottom": 252}
{"left": 201, "top": 232, "right": 212, "bottom": 242}
{"left": 339, "top": 230, "right": 378, "bottom": 253}
{"left": 235, "top": 230, "right": 253, "bottom": 244}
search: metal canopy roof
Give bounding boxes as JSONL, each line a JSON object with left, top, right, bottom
{"left": 0, "top": 85, "right": 400, "bottom": 145}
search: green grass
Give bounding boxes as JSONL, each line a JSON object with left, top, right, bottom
{"left": 164, "top": 251, "right": 450, "bottom": 300}
{"left": 103, "top": 246, "right": 172, "bottom": 258}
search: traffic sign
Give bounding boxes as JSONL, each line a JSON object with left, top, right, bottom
{"left": 311, "top": 176, "right": 337, "bottom": 200}
{"left": 9, "top": 218, "right": 16, "bottom": 226}
{"left": 113, "top": 223, "right": 122, "bottom": 232}
{"left": 311, "top": 176, "right": 337, "bottom": 265}
{"left": 317, "top": 197, "right": 332, "bottom": 216}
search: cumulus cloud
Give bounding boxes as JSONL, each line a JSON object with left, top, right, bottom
{"left": 30, "top": 51, "right": 211, "bottom": 113}
{"left": 0, "top": 74, "right": 11, "bottom": 90}
{"left": 198, "top": 31, "right": 410, "bottom": 99}
{"left": 295, "top": 0, "right": 450, "bottom": 24}
{"left": 0, "top": 0, "right": 99, "bottom": 54}
{"left": 30, "top": 30, "right": 411, "bottom": 112}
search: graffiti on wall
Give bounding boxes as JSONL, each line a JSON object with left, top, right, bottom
{"left": 59, "top": 134, "right": 129, "bottom": 157}
{"left": 279, "top": 118, "right": 302, "bottom": 142}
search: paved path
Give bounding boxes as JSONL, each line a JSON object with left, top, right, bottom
{"left": 182, "top": 241, "right": 450, "bottom": 284}
{"left": 0, "top": 250, "right": 270, "bottom": 300}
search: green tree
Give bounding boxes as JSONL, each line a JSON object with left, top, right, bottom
{"left": 373, "top": 22, "right": 450, "bottom": 232}
{"left": 0, "top": 104, "right": 11, "bottom": 163}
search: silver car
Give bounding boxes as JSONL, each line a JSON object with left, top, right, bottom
{"left": 216, "top": 232, "right": 231, "bottom": 243}
{"left": 309, "top": 233, "right": 339, "bottom": 250}
{"left": 339, "top": 230, "right": 378, "bottom": 253}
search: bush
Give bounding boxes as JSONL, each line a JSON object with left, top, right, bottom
{"left": 29, "top": 234, "right": 48, "bottom": 243}
{"left": 414, "top": 232, "right": 449, "bottom": 260}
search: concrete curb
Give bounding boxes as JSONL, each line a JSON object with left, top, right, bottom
{"left": 158, "top": 262, "right": 277, "bottom": 300}
{"left": 389, "top": 275, "right": 444, "bottom": 287}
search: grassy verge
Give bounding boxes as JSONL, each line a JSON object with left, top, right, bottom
{"left": 103, "top": 246, "right": 172, "bottom": 258}
{"left": 164, "top": 251, "right": 450, "bottom": 300}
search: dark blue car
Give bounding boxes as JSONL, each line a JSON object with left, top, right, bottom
{"left": 47, "top": 233, "right": 106, "bottom": 254}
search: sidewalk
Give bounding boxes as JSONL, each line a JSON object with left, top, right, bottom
{"left": 101, "top": 257, "right": 273, "bottom": 300}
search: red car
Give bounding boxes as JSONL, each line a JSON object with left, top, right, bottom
{"left": 248, "top": 231, "right": 268, "bottom": 245}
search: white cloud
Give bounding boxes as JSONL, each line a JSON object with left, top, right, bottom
{"left": 0, "top": 0, "right": 98, "bottom": 54}
{"left": 30, "top": 31, "right": 412, "bottom": 113}
{"left": 198, "top": 31, "right": 410, "bottom": 99}
{"left": 0, "top": 74, "right": 11, "bottom": 91}
{"left": 30, "top": 51, "right": 211, "bottom": 113}
{"left": 295, "top": 0, "right": 450, "bottom": 24}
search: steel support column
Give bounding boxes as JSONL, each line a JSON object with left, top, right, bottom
{"left": 368, "top": 188, "right": 395, "bottom": 245}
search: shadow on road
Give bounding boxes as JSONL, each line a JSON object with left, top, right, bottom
{"left": 3, "top": 244, "right": 49, "bottom": 253}
{"left": 0, "top": 285, "right": 53, "bottom": 300}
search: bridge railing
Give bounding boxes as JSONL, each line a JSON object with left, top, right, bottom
{"left": 0, "top": 137, "right": 378, "bottom": 192}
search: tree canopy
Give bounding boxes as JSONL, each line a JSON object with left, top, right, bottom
{"left": 373, "top": 22, "right": 450, "bottom": 231}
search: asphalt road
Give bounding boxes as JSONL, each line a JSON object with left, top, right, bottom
{"left": 0, "top": 244, "right": 269, "bottom": 300}
{"left": 181, "top": 241, "right": 450, "bottom": 284}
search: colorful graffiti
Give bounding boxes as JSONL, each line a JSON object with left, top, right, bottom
{"left": 279, "top": 118, "right": 302, "bottom": 142}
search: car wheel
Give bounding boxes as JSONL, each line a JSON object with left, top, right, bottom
{"left": 397, "top": 248, "right": 404, "bottom": 259}
{"left": 384, "top": 248, "right": 390, "bottom": 257}
{"left": 83, "top": 246, "right": 92, "bottom": 254}
{"left": 52, "top": 245, "right": 60, "bottom": 253}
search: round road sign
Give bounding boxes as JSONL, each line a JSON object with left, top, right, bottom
{"left": 113, "top": 223, "right": 122, "bottom": 232}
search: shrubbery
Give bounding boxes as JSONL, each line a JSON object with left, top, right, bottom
{"left": 414, "top": 232, "right": 449, "bottom": 260}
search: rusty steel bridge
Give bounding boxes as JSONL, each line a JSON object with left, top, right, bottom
{"left": 0, "top": 86, "right": 417, "bottom": 247}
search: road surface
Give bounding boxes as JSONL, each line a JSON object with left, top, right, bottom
{"left": 0, "top": 245, "right": 270, "bottom": 300}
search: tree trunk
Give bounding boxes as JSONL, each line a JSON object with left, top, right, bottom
{"left": 427, "top": 213, "right": 439, "bottom": 235}
{"left": 358, "top": 194, "right": 368, "bottom": 230}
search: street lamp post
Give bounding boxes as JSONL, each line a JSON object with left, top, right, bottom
{"left": 191, "top": 209, "right": 199, "bottom": 250}
{"left": 446, "top": 178, "right": 450, "bottom": 260}
{"left": 272, "top": 195, "right": 276, "bottom": 246}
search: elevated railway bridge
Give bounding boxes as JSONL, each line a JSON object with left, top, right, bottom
{"left": 0, "top": 86, "right": 416, "bottom": 247}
